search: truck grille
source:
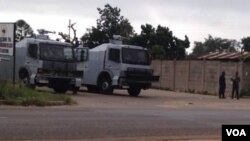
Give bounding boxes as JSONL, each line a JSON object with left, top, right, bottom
{"left": 43, "top": 61, "right": 76, "bottom": 72}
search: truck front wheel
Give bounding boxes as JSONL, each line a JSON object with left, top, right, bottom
{"left": 50, "top": 79, "right": 69, "bottom": 93}
{"left": 128, "top": 87, "right": 141, "bottom": 97}
{"left": 98, "top": 77, "right": 113, "bottom": 94}
{"left": 72, "top": 87, "right": 80, "bottom": 94}
{"left": 21, "top": 76, "right": 35, "bottom": 89}
{"left": 53, "top": 84, "right": 68, "bottom": 93}
{"left": 19, "top": 69, "right": 35, "bottom": 89}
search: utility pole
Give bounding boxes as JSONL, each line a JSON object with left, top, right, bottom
{"left": 68, "top": 19, "right": 71, "bottom": 40}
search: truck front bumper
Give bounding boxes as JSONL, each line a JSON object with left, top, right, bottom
{"left": 118, "top": 75, "right": 159, "bottom": 89}
{"left": 35, "top": 75, "right": 82, "bottom": 87}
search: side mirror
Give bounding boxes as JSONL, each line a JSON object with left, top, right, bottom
{"left": 76, "top": 47, "right": 89, "bottom": 62}
{"left": 80, "top": 50, "right": 85, "bottom": 61}
{"left": 148, "top": 53, "right": 152, "bottom": 65}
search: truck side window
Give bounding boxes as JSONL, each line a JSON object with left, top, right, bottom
{"left": 28, "top": 44, "right": 38, "bottom": 59}
{"left": 109, "top": 49, "right": 120, "bottom": 63}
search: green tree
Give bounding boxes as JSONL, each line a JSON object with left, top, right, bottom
{"left": 126, "top": 24, "right": 155, "bottom": 47}
{"left": 82, "top": 27, "right": 107, "bottom": 48}
{"left": 241, "top": 37, "right": 250, "bottom": 51}
{"left": 151, "top": 45, "right": 166, "bottom": 59}
{"left": 191, "top": 35, "right": 238, "bottom": 58}
{"left": 131, "top": 24, "right": 189, "bottom": 59}
{"left": 59, "top": 22, "right": 80, "bottom": 47}
{"left": 82, "top": 4, "right": 134, "bottom": 48}
{"left": 140, "top": 24, "right": 156, "bottom": 48}
{"left": 15, "top": 19, "right": 34, "bottom": 42}
{"left": 191, "top": 42, "right": 205, "bottom": 57}
{"left": 172, "top": 35, "right": 190, "bottom": 59}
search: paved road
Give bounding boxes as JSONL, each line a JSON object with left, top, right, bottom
{"left": 0, "top": 89, "right": 250, "bottom": 141}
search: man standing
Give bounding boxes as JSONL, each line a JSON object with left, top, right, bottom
{"left": 219, "top": 71, "right": 226, "bottom": 99}
{"left": 231, "top": 72, "right": 240, "bottom": 99}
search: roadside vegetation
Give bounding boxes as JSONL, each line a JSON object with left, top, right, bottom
{"left": 0, "top": 81, "right": 74, "bottom": 106}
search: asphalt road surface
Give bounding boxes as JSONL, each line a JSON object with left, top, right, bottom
{"left": 0, "top": 88, "right": 250, "bottom": 141}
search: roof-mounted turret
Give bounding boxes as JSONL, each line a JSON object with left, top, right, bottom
{"left": 36, "top": 29, "right": 56, "bottom": 40}
{"left": 109, "top": 35, "right": 123, "bottom": 45}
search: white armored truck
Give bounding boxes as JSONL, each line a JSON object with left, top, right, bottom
{"left": 76, "top": 42, "right": 159, "bottom": 96}
{"left": 16, "top": 34, "right": 82, "bottom": 93}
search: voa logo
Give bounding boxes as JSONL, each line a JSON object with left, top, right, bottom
{"left": 226, "top": 129, "right": 246, "bottom": 136}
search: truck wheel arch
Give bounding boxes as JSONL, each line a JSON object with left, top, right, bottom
{"left": 97, "top": 71, "right": 114, "bottom": 94}
{"left": 97, "top": 71, "right": 112, "bottom": 84}
{"left": 18, "top": 67, "right": 30, "bottom": 80}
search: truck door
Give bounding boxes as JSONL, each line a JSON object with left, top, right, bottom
{"left": 106, "top": 48, "right": 121, "bottom": 84}
{"left": 26, "top": 43, "right": 39, "bottom": 75}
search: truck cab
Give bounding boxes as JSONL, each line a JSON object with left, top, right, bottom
{"left": 16, "top": 38, "right": 82, "bottom": 93}
{"left": 77, "top": 43, "right": 159, "bottom": 96}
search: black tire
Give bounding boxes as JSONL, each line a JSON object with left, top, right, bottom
{"left": 73, "top": 87, "right": 80, "bottom": 94}
{"left": 128, "top": 87, "right": 141, "bottom": 97}
{"left": 98, "top": 77, "right": 113, "bottom": 94}
{"left": 87, "top": 86, "right": 100, "bottom": 93}
{"left": 21, "top": 76, "right": 35, "bottom": 89}
{"left": 53, "top": 84, "right": 68, "bottom": 93}
{"left": 51, "top": 80, "right": 69, "bottom": 94}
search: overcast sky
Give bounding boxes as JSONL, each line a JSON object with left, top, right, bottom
{"left": 1, "top": 0, "right": 250, "bottom": 51}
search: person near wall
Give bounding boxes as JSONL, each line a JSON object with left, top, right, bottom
{"left": 219, "top": 71, "right": 226, "bottom": 99}
{"left": 231, "top": 72, "right": 241, "bottom": 100}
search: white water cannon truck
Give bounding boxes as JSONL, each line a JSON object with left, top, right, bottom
{"left": 16, "top": 29, "right": 82, "bottom": 93}
{"left": 76, "top": 38, "right": 159, "bottom": 96}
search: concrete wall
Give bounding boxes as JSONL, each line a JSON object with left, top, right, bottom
{"left": 242, "top": 62, "right": 250, "bottom": 91}
{"left": 188, "top": 61, "right": 204, "bottom": 92}
{"left": 204, "top": 61, "right": 220, "bottom": 94}
{"left": 160, "top": 61, "right": 175, "bottom": 90}
{"left": 175, "top": 61, "right": 189, "bottom": 91}
{"left": 152, "top": 60, "right": 245, "bottom": 96}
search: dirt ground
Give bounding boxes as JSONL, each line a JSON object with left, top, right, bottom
{"left": 1, "top": 88, "right": 250, "bottom": 141}
{"left": 72, "top": 88, "right": 250, "bottom": 110}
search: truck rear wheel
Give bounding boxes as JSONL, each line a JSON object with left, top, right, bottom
{"left": 128, "top": 87, "right": 141, "bottom": 97}
{"left": 98, "top": 77, "right": 113, "bottom": 94}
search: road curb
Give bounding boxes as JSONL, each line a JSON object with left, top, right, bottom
{"left": 0, "top": 99, "right": 66, "bottom": 106}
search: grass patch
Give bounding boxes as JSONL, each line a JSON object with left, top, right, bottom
{"left": 0, "top": 81, "right": 74, "bottom": 106}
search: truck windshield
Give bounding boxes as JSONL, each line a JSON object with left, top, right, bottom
{"left": 40, "top": 43, "right": 73, "bottom": 61}
{"left": 122, "top": 48, "right": 150, "bottom": 65}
